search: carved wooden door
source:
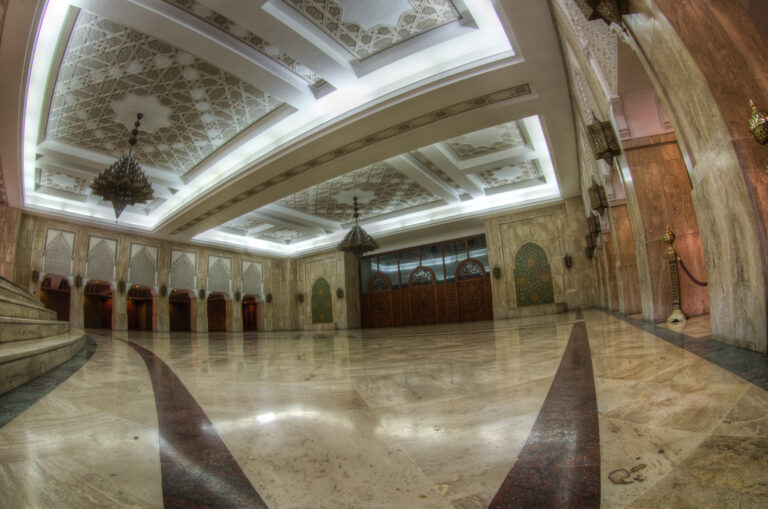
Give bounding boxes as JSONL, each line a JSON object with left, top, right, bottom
{"left": 409, "top": 267, "right": 437, "bottom": 325}
{"left": 455, "top": 259, "right": 492, "bottom": 322}
{"left": 367, "top": 273, "right": 394, "bottom": 328}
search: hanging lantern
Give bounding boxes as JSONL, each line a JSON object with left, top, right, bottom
{"left": 337, "top": 196, "right": 378, "bottom": 257}
{"left": 90, "top": 113, "right": 155, "bottom": 221}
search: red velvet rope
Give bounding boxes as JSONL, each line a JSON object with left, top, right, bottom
{"left": 677, "top": 256, "right": 708, "bottom": 287}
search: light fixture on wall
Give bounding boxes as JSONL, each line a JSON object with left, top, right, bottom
{"left": 117, "top": 281, "right": 126, "bottom": 294}
{"left": 564, "top": 254, "right": 573, "bottom": 269}
{"left": 577, "top": 0, "right": 628, "bottom": 29}
{"left": 337, "top": 196, "right": 378, "bottom": 257}
{"left": 588, "top": 182, "right": 609, "bottom": 215}
{"left": 74, "top": 275, "right": 83, "bottom": 288}
{"left": 159, "top": 284, "right": 167, "bottom": 297}
{"left": 31, "top": 269, "right": 40, "bottom": 283}
{"left": 587, "top": 113, "right": 621, "bottom": 163}
{"left": 336, "top": 288, "right": 344, "bottom": 299}
{"left": 297, "top": 293, "right": 304, "bottom": 303}
{"left": 585, "top": 235, "right": 596, "bottom": 259}
{"left": 265, "top": 293, "right": 273, "bottom": 303}
{"left": 749, "top": 100, "right": 768, "bottom": 171}
{"left": 199, "top": 288, "right": 206, "bottom": 300}
{"left": 234, "top": 291, "right": 241, "bottom": 302}
{"left": 90, "top": 113, "right": 155, "bottom": 221}
{"left": 492, "top": 266, "right": 502, "bottom": 279}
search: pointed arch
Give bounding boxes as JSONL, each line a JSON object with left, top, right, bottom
{"left": 514, "top": 242, "right": 554, "bottom": 307}
{"left": 311, "top": 277, "right": 333, "bottom": 324}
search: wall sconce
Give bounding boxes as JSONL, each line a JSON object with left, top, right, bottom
{"left": 74, "top": 275, "right": 83, "bottom": 288}
{"left": 577, "top": 0, "right": 628, "bottom": 28}
{"left": 265, "top": 293, "right": 273, "bottom": 303}
{"left": 117, "top": 281, "right": 126, "bottom": 294}
{"left": 297, "top": 293, "right": 304, "bottom": 303}
{"left": 336, "top": 288, "right": 344, "bottom": 299}
{"left": 585, "top": 235, "right": 596, "bottom": 260}
{"left": 587, "top": 214, "right": 602, "bottom": 236}
{"left": 234, "top": 291, "right": 241, "bottom": 302}
{"left": 564, "top": 254, "right": 573, "bottom": 269}
{"left": 199, "top": 288, "right": 206, "bottom": 300}
{"left": 159, "top": 284, "right": 167, "bottom": 297}
{"left": 492, "top": 266, "right": 502, "bottom": 279}
{"left": 588, "top": 182, "right": 609, "bottom": 215}
{"left": 587, "top": 116, "right": 621, "bottom": 162}
{"left": 749, "top": 100, "right": 768, "bottom": 171}
{"left": 31, "top": 269, "right": 40, "bottom": 283}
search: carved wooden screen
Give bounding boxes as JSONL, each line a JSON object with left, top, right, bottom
{"left": 455, "top": 259, "right": 492, "bottom": 322}
{"left": 367, "top": 273, "right": 394, "bottom": 328}
{"left": 409, "top": 266, "right": 437, "bottom": 325}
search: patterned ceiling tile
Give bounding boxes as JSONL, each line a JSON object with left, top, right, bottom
{"left": 46, "top": 11, "right": 283, "bottom": 176}
{"left": 409, "top": 150, "right": 462, "bottom": 192}
{"left": 259, "top": 228, "right": 307, "bottom": 244}
{"left": 39, "top": 169, "right": 90, "bottom": 195}
{"left": 560, "top": 0, "right": 617, "bottom": 95}
{"left": 474, "top": 160, "right": 542, "bottom": 189}
{"left": 283, "top": 0, "right": 460, "bottom": 60}
{"left": 164, "top": 0, "right": 325, "bottom": 87}
{"left": 279, "top": 161, "right": 439, "bottom": 223}
{"left": 444, "top": 122, "right": 525, "bottom": 160}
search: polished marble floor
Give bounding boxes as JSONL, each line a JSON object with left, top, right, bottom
{"left": 1, "top": 310, "right": 767, "bottom": 508}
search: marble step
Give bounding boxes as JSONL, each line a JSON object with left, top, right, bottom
{"left": 0, "top": 316, "right": 70, "bottom": 343}
{"left": 0, "top": 329, "right": 86, "bottom": 396}
{"left": 0, "top": 276, "right": 41, "bottom": 307}
{"left": 0, "top": 294, "right": 57, "bottom": 321}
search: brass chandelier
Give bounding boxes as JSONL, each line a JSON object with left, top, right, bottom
{"left": 90, "top": 113, "right": 155, "bottom": 221}
{"left": 337, "top": 196, "right": 378, "bottom": 256}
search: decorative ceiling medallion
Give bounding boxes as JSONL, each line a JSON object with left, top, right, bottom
{"left": 261, "top": 228, "right": 306, "bottom": 244}
{"left": 111, "top": 94, "right": 172, "bottom": 133}
{"left": 335, "top": 0, "right": 413, "bottom": 30}
{"left": 445, "top": 122, "right": 526, "bottom": 160}
{"left": 171, "top": 84, "right": 532, "bottom": 234}
{"left": 46, "top": 11, "right": 282, "bottom": 176}
{"left": 283, "top": 0, "right": 460, "bottom": 60}
{"left": 164, "top": 0, "right": 325, "bottom": 86}
{"left": 279, "top": 161, "right": 438, "bottom": 223}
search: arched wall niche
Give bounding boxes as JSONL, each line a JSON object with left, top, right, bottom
{"left": 513, "top": 242, "right": 555, "bottom": 308}
{"left": 311, "top": 277, "right": 333, "bottom": 325}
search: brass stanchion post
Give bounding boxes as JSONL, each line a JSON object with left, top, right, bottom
{"left": 664, "top": 229, "right": 686, "bottom": 324}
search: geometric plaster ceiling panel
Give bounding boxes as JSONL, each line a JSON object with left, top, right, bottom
{"left": 444, "top": 121, "right": 526, "bottom": 160}
{"left": 278, "top": 161, "right": 441, "bottom": 223}
{"left": 283, "top": 0, "right": 461, "bottom": 60}
{"left": 474, "top": 160, "right": 543, "bottom": 189}
{"left": 38, "top": 168, "right": 90, "bottom": 195}
{"left": 219, "top": 215, "right": 271, "bottom": 235}
{"left": 164, "top": 0, "right": 326, "bottom": 87}
{"left": 559, "top": 0, "right": 617, "bottom": 95}
{"left": 45, "top": 11, "right": 283, "bottom": 176}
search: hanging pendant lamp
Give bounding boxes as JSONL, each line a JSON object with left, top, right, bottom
{"left": 337, "top": 196, "right": 378, "bottom": 256}
{"left": 90, "top": 113, "right": 155, "bottom": 221}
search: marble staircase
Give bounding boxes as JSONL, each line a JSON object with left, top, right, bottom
{"left": 0, "top": 276, "right": 86, "bottom": 395}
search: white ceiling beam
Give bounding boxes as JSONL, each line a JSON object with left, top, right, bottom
{"left": 68, "top": 0, "right": 317, "bottom": 109}
{"left": 386, "top": 154, "right": 461, "bottom": 203}
{"left": 415, "top": 147, "right": 485, "bottom": 198}
{"left": 260, "top": 203, "right": 343, "bottom": 232}
{"left": 247, "top": 210, "right": 326, "bottom": 236}
{"left": 245, "top": 223, "right": 275, "bottom": 237}
{"left": 201, "top": 0, "right": 357, "bottom": 88}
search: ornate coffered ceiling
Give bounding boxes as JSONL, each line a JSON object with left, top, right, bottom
{"left": 5, "top": 0, "right": 581, "bottom": 256}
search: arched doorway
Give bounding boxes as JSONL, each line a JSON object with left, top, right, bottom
{"left": 242, "top": 295, "right": 259, "bottom": 332}
{"left": 40, "top": 275, "right": 70, "bottom": 321}
{"left": 169, "top": 289, "right": 194, "bottom": 332}
{"left": 408, "top": 266, "right": 437, "bottom": 325}
{"left": 127, "top": 285, "right": 154, "bottom": 331}
{"left": 207, "top": 292, "right": 229, "bottom": 332}
{"left": 455, "top": 259, "right": 492, "bottom": 322}
{"left": 83, "top": 280, "right": 112, "bottom": 329}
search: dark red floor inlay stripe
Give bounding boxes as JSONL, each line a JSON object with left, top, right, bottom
{"left": 489, "top": 318, "right": 600, "bottom": 508}
{"left": 126, "top": 341, "right": 268, "bottom": 509}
